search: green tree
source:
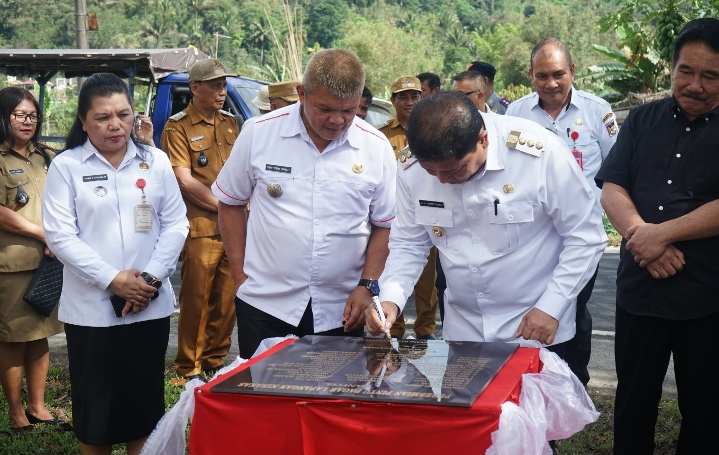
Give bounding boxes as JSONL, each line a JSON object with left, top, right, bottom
{"left": 582, "top": 0, "right": 714, "bottom": 95}
{"left": 338, "top": 14, "right": 443, "bottom": 95}
{"left": 306, "top": 0, "right": 349, "bottom": 47}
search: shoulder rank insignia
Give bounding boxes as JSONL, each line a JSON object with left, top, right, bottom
{"left": 219, "top": 109, "right": 235, "bottom": 118}
{"left": 506, "top": 130, "right": 543, "bottom": 157}
{"left": 168, "top": 111, "right": 187, "bottom": 121}
{"left": 397, "top": 146, "right": 417, "bottom": 170}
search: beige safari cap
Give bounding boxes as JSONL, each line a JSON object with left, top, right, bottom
{"left": 268, "top": 81, "right": 300, "bottom": 102}
{"left": 189, "top": 58, "right": 237, "bottom": 82}
{"left": 252, "top": 85, "right": 271, "bottom": 111}
{"left": 390, "top": 76, "right": 422, "bottom": 94}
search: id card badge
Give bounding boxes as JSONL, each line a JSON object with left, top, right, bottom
{"left": 134, "top": 203, "right": 154, "bottom": 232}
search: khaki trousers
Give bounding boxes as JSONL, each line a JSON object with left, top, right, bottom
{"left": 175, "top": 236, "right": 236, "bottom": 376}
{"left": 391, "top": 247, "right": 438, "bottom": 338}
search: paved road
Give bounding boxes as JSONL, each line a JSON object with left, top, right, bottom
{"left": 48, "top": 250, "right": 676, "bottom": 394}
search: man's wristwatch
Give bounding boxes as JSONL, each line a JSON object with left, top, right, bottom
{"left": 140, "top": 272, "right": 162, "bottom": 288}
{"left": 357, "top": 278, "right": 380, "bottom": 297}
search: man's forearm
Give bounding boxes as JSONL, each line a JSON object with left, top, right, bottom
{"left": 601, "top": 182, "right": 644, "bottom": 237}
{"left": 173, "top": 167, "right": 219, "bottom": 212}
{"left": 361, "top": 226, "right": 390, "bottom": 279}
{"left": 661, "top": 199, "right": 719, "bottom": 244}
{"left": 180, "top": 180, "right": 219, "bottom": 212}
{"left": 218, "top": 202, "right": 248, "bottom": 278}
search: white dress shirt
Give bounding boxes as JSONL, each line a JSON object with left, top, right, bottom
{"left": 379, "top": 113, "right": 607, "bottom": 346}
{"left": 506, "top": 87, "right": 618, "bottom": 206}
{"left": 43, "top": 140, "right": 188, "bottom": 327}
{"left": 212, "top": 103, "right": 397, "bottom": 332}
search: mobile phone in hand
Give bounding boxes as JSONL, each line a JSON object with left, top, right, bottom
{"left": 110, "top": 295, "right": 125, "bottom": 317}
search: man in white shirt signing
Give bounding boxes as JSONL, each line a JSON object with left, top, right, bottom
{"left": 213, "top": 49, "right": 397, "bottom": 358}
{"left": 366, "top": 92, "right": 606, "bottom": 377}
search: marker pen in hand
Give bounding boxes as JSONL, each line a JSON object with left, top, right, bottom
{"left": 372, "top": 295, "right": 392, "bottom": 340}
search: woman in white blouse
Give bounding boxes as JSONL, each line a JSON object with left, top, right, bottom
{"left": 43, "top": 73, "right": 188, "bottom": 455}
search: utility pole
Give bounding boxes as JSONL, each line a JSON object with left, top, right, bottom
{"left": 75, "top": 0, "right": 89, "bottom": 49}
{"left": 214, "top": 32, "right": 230, "bottom": 58}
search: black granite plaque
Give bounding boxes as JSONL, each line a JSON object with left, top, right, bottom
{"left": 212, "top": 336, "right": 518, "bottom": 407}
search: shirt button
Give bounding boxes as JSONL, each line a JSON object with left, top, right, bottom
{"left": 667, "top": 179, "right": 672, "bottom": 184}
{"left": 471, "top": 267, "right": 478, "bottom": 273}
{"left": 676, "top": 153, "right": 681, "bottom": 158}
{"left": 467, "top": 210, "right": 474, "bottom": 217}
{"left": 314, "top": 220, "right": 320, "bottom": 225}
{"left": 507, "top": 215, "right": 514, "bottom": 221}
{"left": 685, "top": 126, "right": 691, "bottom": 132}
{"left": 658, "top": 205, "right": 664, "bottom": 211}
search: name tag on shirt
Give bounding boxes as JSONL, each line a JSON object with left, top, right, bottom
{"left": 265, "top": 164, "right": 291, "bottom": 174}
{"left": 8, "top": 168, "right": 24, "bottom": 175}
{"left": 135, "top": 203, "right": 154, "bottom": 232}
{"left": 419, "top": 200, "right": 445, "bottom": 208}
{"left": 83, "top": 174, "right": 108, "bottom": 182}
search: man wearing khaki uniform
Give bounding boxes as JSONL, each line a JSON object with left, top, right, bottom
{"left": 161, "top": 59, "right": 239, "bottom": 378}
{"left": 380, "top": 76, "right": 438, "bottom": 339}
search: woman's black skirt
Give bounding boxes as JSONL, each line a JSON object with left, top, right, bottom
{"left": 65, "top": 316, "right": 170, "bottom": 445}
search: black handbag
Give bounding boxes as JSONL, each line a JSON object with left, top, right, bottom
{"left": 23, "top": 255, "right": 63, "bottom": 317}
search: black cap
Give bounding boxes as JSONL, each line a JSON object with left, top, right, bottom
{"left": 467, "top": 61, "right": 497, "bottom": 82}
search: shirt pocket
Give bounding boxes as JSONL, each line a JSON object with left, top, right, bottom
{"left": 257, "top": 174, "right": 296, "bottom": 204}
{"left": 223, "top": 128, "right": 238, "bottom": 146}
{"left": 486, "top": 201, "right": 534, "bottom": 255}
{"left": 189, "top": 138, "right": 212, "bottom": 168}
{"left": 414, "top": 206, "right": 453, "bottom": 248}
{"left": 3, "top": 174, "right": 30, "bottom": 209}
{"left": 322, "top": 177, "right": 375, "bottom": 222}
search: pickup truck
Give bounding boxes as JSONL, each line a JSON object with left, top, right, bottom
{"left": 0, "top": 47, "right": 393, "bottom": 147}
{"left": 0, "top": 48, "right": 264, "bottom": 146}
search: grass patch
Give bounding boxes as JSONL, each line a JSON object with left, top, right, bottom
{"left": 556, "top": 388, "right": 680, "bottom": 454}
{"left": 0, "top": 364, "right": 186, "bottom": 455}
{"left": 603, "top": 215, "right": 622, "bottom": 248}
{"left": 2, "top": 364, "right": 679, "bottom": 454}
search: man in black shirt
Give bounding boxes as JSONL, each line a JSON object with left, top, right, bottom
{"left": 597, "top": 18, "right": 719, "bottom": 455}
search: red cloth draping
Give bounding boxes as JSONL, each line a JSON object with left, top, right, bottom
{"left": 189, "top": 341, "right": 541, "bottom": 455}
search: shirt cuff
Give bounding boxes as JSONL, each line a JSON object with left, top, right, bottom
{"left": 211, "top": 182, "right": 248, "bottom": 206}
{"left": 98, "top": 265, "right": 121, "bottom": 291}
{"left": 378, "top": 281, "right": 410, "bottom": 312}
{"left": 370, "top": 216, "right": 395, "bottom": 229}
{"left": 143, "top": 261, "right": 166, "bottom": 281}
{"left": 533, "top": 288, "right": 572, "bottom": 321}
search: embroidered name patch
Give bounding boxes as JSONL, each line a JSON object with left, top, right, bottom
{"left": 265, "top": 164, "right": 292, "bottom": 174}
{"left": 419, "top": 200, "right": 445, "bottom": 208}
{"left": 82, "top": 174, "right": 108, "bottom": 182}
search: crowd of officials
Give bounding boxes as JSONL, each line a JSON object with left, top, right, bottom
{"left": 0, "top": 17, "right": 717, "bottom": 455}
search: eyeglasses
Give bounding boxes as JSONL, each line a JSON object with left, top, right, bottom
{"left": 458, "top": 90, "right": 481, "bottom": 97}
{"left": 11, "top": 112, "right": 39, "bottom": 124}
{"left": 394, "top": 92, "right": 422, "bottom": 102}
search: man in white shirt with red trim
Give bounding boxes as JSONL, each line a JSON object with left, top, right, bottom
{"left": 212, "top": 49, "right": 397, "bottom": 358}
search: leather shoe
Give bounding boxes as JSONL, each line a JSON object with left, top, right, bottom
{"left": 25, "top": 411, "right": 72, "bottom": 431}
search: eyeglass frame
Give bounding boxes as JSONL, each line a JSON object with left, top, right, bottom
{"left": 11, "top": 111, "right": 39, "bottom": 124}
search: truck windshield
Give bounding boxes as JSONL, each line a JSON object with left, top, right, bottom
{"left": 230, "top": 81, "right": 263, "bottom": 118}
